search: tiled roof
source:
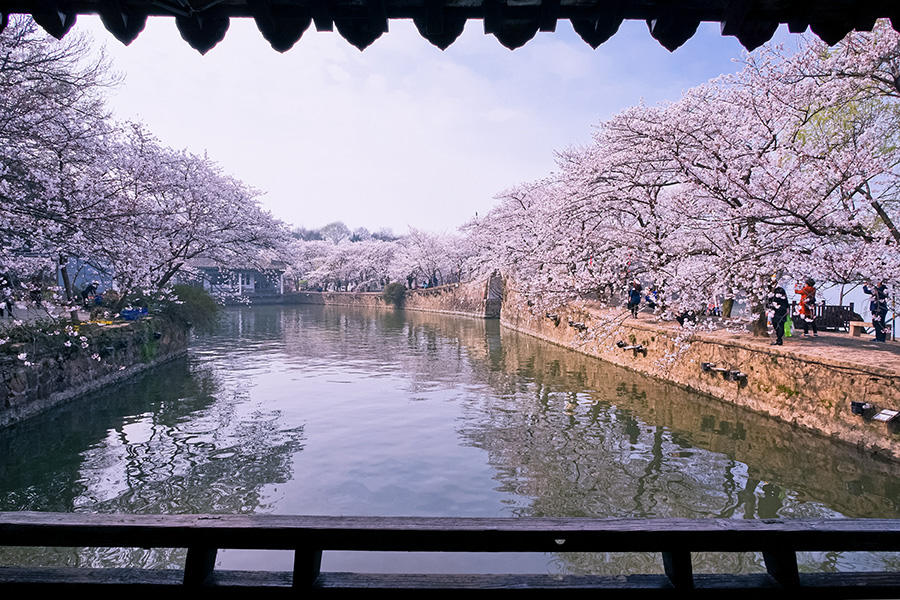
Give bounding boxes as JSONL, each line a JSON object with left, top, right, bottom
{"left": 2, "top": 1, "right": 897, "bottom": 54}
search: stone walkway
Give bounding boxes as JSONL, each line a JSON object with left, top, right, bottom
{"left": 0, "top": 306, "right": 60, "bottom": 324}
{"left": 585, "top": 305, "right": 900, "bottom": 376}
{"left": 0, "top": 306, "right": 92, "bottom": 326}
{"left": 703, "top": 327, "right": 900, "bottom": 375}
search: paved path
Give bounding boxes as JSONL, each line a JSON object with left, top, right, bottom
{"left": 585, "top": 304, "right": 900, "bottom": 376}
{"left": 704, "top": 327, "right": 900, "bottom": 375}
{"left": 0, "top": 306, "right": 90, "bottom": 325}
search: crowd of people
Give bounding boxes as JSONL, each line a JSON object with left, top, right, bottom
{"left": 766, "top": 278, "right": 891, "bottom": 345}
{"left": 622, "top": 279, "right": 893, "bottom": 346}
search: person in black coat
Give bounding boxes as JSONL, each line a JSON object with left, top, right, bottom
{"left": 863, "top": 280, "right": 889, "bottom": 342}
{"left": 767, "top": 285, "right": 789, "bottom": 345}
{"left": 627, "top": 281, "right": 642, "bottom": 318}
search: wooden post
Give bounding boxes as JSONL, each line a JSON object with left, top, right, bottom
{"left": 763, "top": 549, "right": 799, "bottom": 588}
{"left": 293, "top": 548, "right": 323, "bottom": 588}
{"left": 183, "top": 546, "right": 217, "bottom": 586}
{"left": 661, "top": 550, "right": 693, "bottom": 590}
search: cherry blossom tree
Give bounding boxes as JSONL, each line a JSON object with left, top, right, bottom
{"left": 467, "top": 20, "right": 900, "bottom": 332}
{"left": 1, "top": 18, "right": 288, "bottom": 318}
{"left": 0, "top": 16, "right": 117, "bottom": 310}
{"left": 91, "top": 124, "right": 289, "bottom": 306}
{"left": 320, "top": 221, "right": 351, "bottom": 245}
{"left": 390, "top": 228, "right": 456, "bottom": 287}
{"left": 289, "top": 238, "right": 399, "bottom": 291}
{"left": 286, "top": 228, "right": 475, "bottom": 292}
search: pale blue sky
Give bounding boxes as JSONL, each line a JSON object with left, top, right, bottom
{"left": 75, "top": 16, "right": 796, "bottom": 233}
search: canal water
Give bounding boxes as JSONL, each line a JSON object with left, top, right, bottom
{"left": 1, "top": 305, "right": 898, "bottom": 575}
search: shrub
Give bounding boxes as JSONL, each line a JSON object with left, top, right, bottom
{"left": 160, "top": 285, "right": 221, "bottom": 331}
{"left": 382, "top": 282, "right": 407, "bottom": 308}
{"left": 0, "top": 318, "right": 68, "bottom": 357}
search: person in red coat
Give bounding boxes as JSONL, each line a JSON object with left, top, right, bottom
{"left": 794, "top": 278, "right": 818, "bottom": 337}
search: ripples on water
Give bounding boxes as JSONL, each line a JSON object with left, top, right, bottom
{"left": 0, "top": 305, "right": 898, "bottom": 574}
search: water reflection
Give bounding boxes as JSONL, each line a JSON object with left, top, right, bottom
{"left": 0, "top": 305, "right": 897, "bottom": 575}
{"left": 453, "top": 325, "right": 899, "bottom": 521}
{"left": 0, "top": 358, "right": 304, "bottom": 567}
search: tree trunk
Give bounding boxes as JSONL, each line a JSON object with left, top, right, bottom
{"left": 722, "top": 298, "right": 734, "bottom": 318}
{"left": 870, "top": 199, "right": 900, "bottom": 245}
{"left": 751, "top": 307, "right": 769, "bottom": 336}
{"left": 58, "top": 255, "right": 80, "bottom": 323}
{"left": 155, "top": 262, "right": 184, "bottom": 291}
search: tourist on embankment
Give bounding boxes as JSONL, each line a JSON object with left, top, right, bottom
{"left": 645, "top": 286, "right": 659, "bottom": 310}
{"left": 863, "top": 280, "right": 889, "bottom": 343}
{"left": 794, "top": 278, "right": 818, "bottom": 337}
{"left": 767, "top": 285, "right": 789, "bottom": 346}
{"left": 627, "top": 281, "right": 642, "bottom": 318}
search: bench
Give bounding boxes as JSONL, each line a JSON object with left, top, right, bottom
{"left": 849, "top": 321, "right": 871, "bottom": 336}
{"left": 849, "top": 321, "right": 893, "bottom": 340}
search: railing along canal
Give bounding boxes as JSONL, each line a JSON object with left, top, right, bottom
{"left": 0, "top": 513, "right": 898, "bottom": 596}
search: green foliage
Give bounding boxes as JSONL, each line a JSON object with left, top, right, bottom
{"left": 160, "top": 285, "right": 221, "bottom": 331}
{"left": 382, "top": 282, "right": 407, "bottom": 308}
{"left": 140, "top": 336, "right": 159, "bottom": 363}
{"left": 775, "top": 384, "right": 799, "bottom": 398}
{"left": 0, "top": 318, "right": 68, "bottom": 355}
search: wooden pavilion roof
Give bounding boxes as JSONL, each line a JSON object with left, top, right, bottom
{"left": 1, "top": 0, "right": 898, "bottom": 54}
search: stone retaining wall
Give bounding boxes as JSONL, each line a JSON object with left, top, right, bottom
{"left": 404, "top": 278, "right": 501, "bottom": 318}
{"left": 500, "top": 285, "right": 900, "bottom": 461}
{"left": 0, "top": 318, "right": 189, "bottom": 429}
{"left": 286, "top": 277, "right": 502, "bottom": 319}
{"left": 287, "top": 291, "right": 391, "bottom": 309}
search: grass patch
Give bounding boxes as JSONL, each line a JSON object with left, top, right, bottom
{"left": 775, "top": 384, "right": 799, "bottom": 398}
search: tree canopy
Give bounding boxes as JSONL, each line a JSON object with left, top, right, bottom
{"left": 465, "top": 20, "right": 900, "bottom": 318}
{"left": 0, "top": 17, "right": 287, "bottom": 316}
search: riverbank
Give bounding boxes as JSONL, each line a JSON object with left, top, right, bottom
{"left": 0, "top": 318, "right": 189, "bottom": 429}
{"left": 251, "top": 282, "right": 900, "bottom": 460}
{"left": 283, "top": 276, "right": 502, "bottom": 319}
{"left": 2, "top": 304, "right": 897, "bottom": 580}
{"left": 500, "top": 285, "right": 900, "bottom": 461}
{"left": 210, "top": 280, "right": 900, "bottom": 460}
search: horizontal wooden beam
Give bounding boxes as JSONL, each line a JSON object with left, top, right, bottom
{"left": 0, "top": 513, "right": 898, "bottom": 553}
{"left": 0, "top": 514, "right": 898, "bottom": 595}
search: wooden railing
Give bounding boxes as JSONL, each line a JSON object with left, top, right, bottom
{"left": 0, "top": 513, "right": 898, "bottom": 596}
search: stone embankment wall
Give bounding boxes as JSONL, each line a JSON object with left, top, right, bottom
{"left": 500, "top": 285, "right": 900, "bottom": 461}
{"left": 0, "top": 318, "right": 188, "bottom": 429}
{"left": 404, "top": 277, "right": 501, "bottom": 318}
{"left": 288, "top": 291, "right": 391, "bottom": 309}
{"left": 287, "top": 277, "right": 502, "bottom": 319}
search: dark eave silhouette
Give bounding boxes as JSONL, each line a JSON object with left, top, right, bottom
{"left": 0, "top": 0, "right": 898, "bottom": 54}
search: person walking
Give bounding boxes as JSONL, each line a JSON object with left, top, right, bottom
{"left": 627, "top": 281, "right": 642, "bottom": 318}
{"left": 864, "top": 280, "right": 889, "bottom": 342}
{"left": 767, "top": 284, "right": 790, "bottom": 345}
{"left": 794, "top": 278, "right": 818, "bottom": 337}
{"left": 644, "top": 286, "right": 659, "bottom": 311}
